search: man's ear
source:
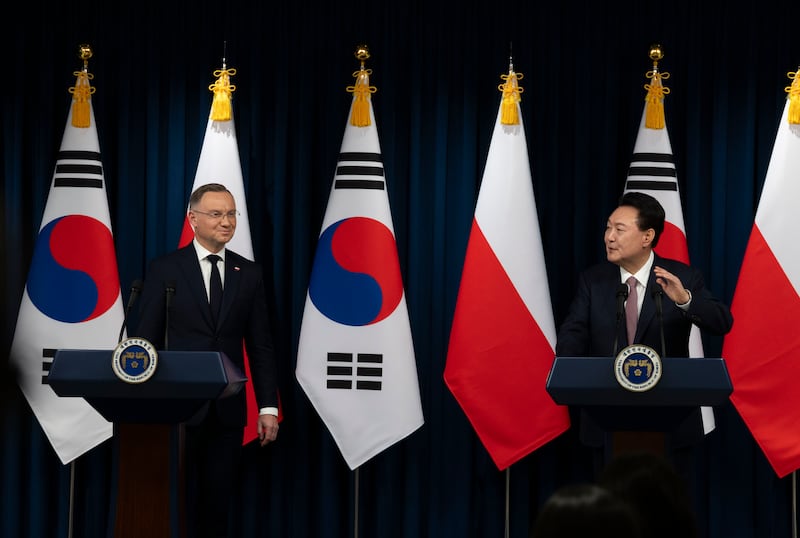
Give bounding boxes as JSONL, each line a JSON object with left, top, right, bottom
{"left": 643, "top": 228, "right": 655, "bottom": 247}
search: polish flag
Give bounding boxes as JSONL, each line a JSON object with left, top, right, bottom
{"left": 723, "top": 89, "right": 800, "bottom": 478}
{"left": 444, "top": 65, "right": 570, "bottom": 470}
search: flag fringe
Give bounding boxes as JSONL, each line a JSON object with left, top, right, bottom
{"left": 209, "top": 67, "right": 237, "bottom": 121}
{"left": 787, "top": 69, "right": 800, "bottom": 125}
{"left": 498, "top": 70, "right": 523, "bottom": 125}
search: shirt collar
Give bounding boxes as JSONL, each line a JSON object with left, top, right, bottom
{"left": 621, "top": 251, "right": 654, "bottom": 286}
{"left": 193, "top": 238, "right": 226, "bottom": 263}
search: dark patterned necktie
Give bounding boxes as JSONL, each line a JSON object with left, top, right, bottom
{"left": 207, "top": 254, "right": 223, "bottom": 323}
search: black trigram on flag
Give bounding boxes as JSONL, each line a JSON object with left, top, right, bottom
{"left": 333, "top": 152, "right": 385, "bottom": 191}
{"left": 326, "top": 352, "right": 383, "bottom": 390}
{"left": 53, "top": 150, "right": 104, "bottom": 189}
{"left": 625, "top": 152, "right": 677, "bottom": 192}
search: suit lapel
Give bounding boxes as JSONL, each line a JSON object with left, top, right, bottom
{"left": 217, "top": 251, "right": 241, "bottom": 327}
{"left": 638, "top": 257, "right": 664, "bottom": 343}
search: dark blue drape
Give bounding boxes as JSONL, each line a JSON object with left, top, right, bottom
{"left": 3, "top": 1, "right": 800, "bottom": 537}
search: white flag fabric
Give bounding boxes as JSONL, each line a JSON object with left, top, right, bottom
{"left": 623, "top": 107, "right": 715, "bottom": 434}
{"left": 178, "top": 107, "right": 266, "bottom": 445}
{"left": 296, "top": 93, "right": 424, "bottom": 470}
{"left": 444, "top": 82, "right": 570, "bottom": 470}
{"left": 723, "top": 99, "right": 800, "bottom": 477}
{"left": 10, "top": 93, "right": 117, "bottom": 464}
{"left": 179, "top": 116, "right": 253, "bottom": 260}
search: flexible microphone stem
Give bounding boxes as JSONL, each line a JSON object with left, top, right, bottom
{"left": 118, "top": 279, "right": 143, "bottom": 344}
{"left": 164, "top": 281, "right": 176, "bottom": 351}
{"left": 653, "top": 289, "right": 666, "bottom": 357}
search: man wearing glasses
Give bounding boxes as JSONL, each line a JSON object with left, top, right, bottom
{"left": 135, "top": 182, "right": 279, "bottom": 538}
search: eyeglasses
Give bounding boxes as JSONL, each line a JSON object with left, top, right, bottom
{"left": 192, "top": 209, "right": 240, "bottom": 221}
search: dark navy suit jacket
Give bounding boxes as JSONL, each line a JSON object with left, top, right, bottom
{"left": 134, "top": 244, "right": 277, "bottom": 427}
{"left": 555, "top": 255, "right": 733, "bottom": 447}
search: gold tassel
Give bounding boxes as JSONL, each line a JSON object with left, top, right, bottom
{"left": 498, "top": 69, "right": 523, "bottom": 125}
{"left": 644, "top": 45, "right": 670, "bottom": 129}
{"left": 346, "top": 45, "right": 377, "bottom": 127}
{"left": 644, "top": 71, "right": 671, "bottom": 129}
{"left": 787, "top": 69, "right": 800, "bottom": 125}
{"left": 209, "top": 67, "right": 236, "bottom": 121}
{"left": 69, "top": 45, "right": 96, "bottom": 128}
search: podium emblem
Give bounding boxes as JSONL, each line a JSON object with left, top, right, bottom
{"left": 614, "top": 344, "right": 662, "bottom": 392}
{"left": 112, "top": 338, "right": 158, "bottom": 383}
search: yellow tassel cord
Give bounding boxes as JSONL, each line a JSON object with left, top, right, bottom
{"left": 69, "top": 45, "right": 96, "bottom": 128}
{"left": 346, "top": 45, "right": 377, "bottom": 127}
{"left": 787, "top": 69, "right": 800, "bottom": 125}
{"left": 644, "top": 69, "right": 670, "bottom": 129}
{"left": 209, "top": 67, "right": 237, "bottom": 121}
{"left": 69, "top": 69, "right": 95, "bottom": 128}
{"left": 499, "top": 69, "right": 524, "bottom": 125}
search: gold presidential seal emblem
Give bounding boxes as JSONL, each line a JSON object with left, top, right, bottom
{"left": 112, "top": 337, "right": 158, "bottom": 383}
{"left": 614, "top": 344, "right": 662, "bottom": 392}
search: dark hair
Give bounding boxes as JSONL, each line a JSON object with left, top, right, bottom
{"left": 531, "top": 483, "right": 642, "bottom": 538}
{"left": 189, "top": 182, "right": 231, "bottom": 208}
{"left": 618, "top": 191, "right": 665, "bottom": 248}
{"left": 598, "top": 452, "right": 697, "bottom": 538}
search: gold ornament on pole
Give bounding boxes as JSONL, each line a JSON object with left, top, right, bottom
{"left": 644, "top": 44, "right": 670, "bottom": 129}
{"left": 786, "top": 68, "right": 800, "bottom": 125}
{"left": 346, "top": 44, "right": 377, "bottom": 127}
{"left": 209, "top": 57, "right": 237, "bottom": 122}
{"left": 498, "top": 57, "right": 524, "bottom": 126}
{"left": 69, "top": 44, "right": 96, "bottom": 128}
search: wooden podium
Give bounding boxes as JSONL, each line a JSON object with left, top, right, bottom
{"left": 48, "top": 349, "right": 246, "bottom": 538}
{"left": 546, "top": 356, "right": 732, "bottom": 457}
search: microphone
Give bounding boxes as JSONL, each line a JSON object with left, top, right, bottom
{"left": 164, "top": 280, "right": 176, "bottom": 351}
{"left": 652, "top": 288, "right": 666, "bottom": 358}
{"left": 117, "top": 278, "right": 143, "bottom": 344}
{"left": 612, "top": 283, "right": 629, "bottom": 355}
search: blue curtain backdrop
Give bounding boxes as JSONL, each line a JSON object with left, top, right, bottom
{"left": 3, "top": 1, "right": 800, "bottom": 537}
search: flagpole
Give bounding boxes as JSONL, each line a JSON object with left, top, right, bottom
{"left": 504, "top": 468, "right": 510, "bottom": 538}
{"left": 354, "top": 467, "right": 360, "bottom": 538}
{"left": 792, "top": 471, "right": 797, "bottom": 538}
{"left": 68, "top": 461, "right": 76, "bottom": 538}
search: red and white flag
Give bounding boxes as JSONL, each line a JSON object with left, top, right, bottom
{"left": 444, "top": 65, "right": 570, "bottom": 470}
{"left": 179, "top": 65, "right": 270, "bottom": 445}
{"left": 623, "top": 66, "right": 715, "bottom": 433}
{"left": 723, "top": 78, "right": 800, "bottom": 478}
{"left": 10, "top": 64, "right": 117, "bottom": 463}
{"left": 296, "top": 62, "right": 424, "bottom": 470}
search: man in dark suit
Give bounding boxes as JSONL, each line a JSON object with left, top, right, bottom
{"left": 135, "top": 182, "right": 279, "bottom": 538}
{"left": 556, "top": 191, "right": 733, "bottom": 456}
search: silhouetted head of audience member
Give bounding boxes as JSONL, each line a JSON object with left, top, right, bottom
{"left": 530, "top": 482, "right": 642, "bottom": 538}
{"left": 598, "top": 451, "right": 698, "bottom": 538}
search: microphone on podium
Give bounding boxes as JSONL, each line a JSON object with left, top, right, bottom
{"left": 652, "top": 288, "right": 666, "bottom": 358}
{"left": 612, "top": 282, "right": 629, "bottom": 355}
{"left": 164, "top": 280, "right": 176, "bottom": 350}
{"left": 118, "top": 279, "right": 143, "bottom": 344}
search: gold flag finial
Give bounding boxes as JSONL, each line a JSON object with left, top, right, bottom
{"left": 644, "top": 44, "right": 670, "bottom": 129}
{"left": 346, "top": 44, "right": 377, "bottom": 127}
{"left": 786, "top": 68, "right": 800, "bottom": 125}
{"left": 69, "top": 44, "right": 95, "bottom": 128}
{"left": 498, "top": 55, "right": 524, "bottom": 125}
{"left": 209, "top": 50, "right": 237, "bottom": 122}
